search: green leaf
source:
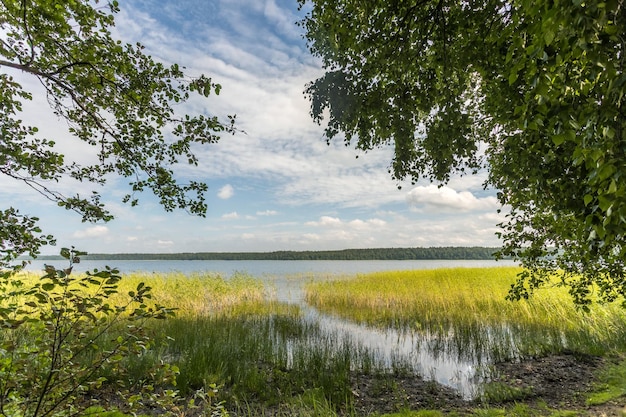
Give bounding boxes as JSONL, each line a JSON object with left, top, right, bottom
{"left": 544, "top": 30, "right": 555, "bottom": 46}
{"left": 552, "top": 134, "right": 567, "bottom": 146}
{"left": 598, "top": 195, "right": 612, "bottom": 211}
{"left": 60, "top": 248, "right": 71, "bottom": 259}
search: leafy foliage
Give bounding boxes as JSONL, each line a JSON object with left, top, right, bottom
{"left": 0, "top": 247, "right": 179, "bottom": 416}
{"left": 299, "top": 0, "right": 626, "bottom": 307}
{"left": 0, "top": 2, "right": 236, "bottom": 414}
{"left": 0, "top": 0, "right": 233, "bottom": 267}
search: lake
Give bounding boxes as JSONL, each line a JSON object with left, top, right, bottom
{"left": 24, "top": 258, "right": 517, "bottom": 398}
{"left": 25, "top": 258, "right": 516, "bottom": 305}
{"left": 25, "top": 258, "right": 516, "bottom": 276}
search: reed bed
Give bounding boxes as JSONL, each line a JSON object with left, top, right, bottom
{"left": 113, "top": 271, "right": 269, "bottom": 317}
{"left": 304, "top": 267, "right": 626, "bottom": 360}
{"left": 11, "top": 266, "right": 626, "bottom": 413}
{"left": 5, "top": 270, "right": 271, "bottom": 319}
{"left": 93, "top": 271, "right": 376, "bottom": 408}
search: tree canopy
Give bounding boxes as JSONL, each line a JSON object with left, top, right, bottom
{"left": 299, "top": 0, "right": 626, "bottom": 307}
{"left": 0, "top": 0, "right": 232, "bottom": 269}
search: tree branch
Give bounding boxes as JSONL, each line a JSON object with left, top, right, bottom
{"left": 0, "top": 165, "right": 110, "bottom": 221}
{"left": 20, "top": 0, "right": 36, "bottom": 66}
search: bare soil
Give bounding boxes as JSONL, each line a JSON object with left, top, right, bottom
{"left": 350, "top": 354, "right": 626, "bottom": 416}
{"left": 93, "top": 354, "right": 626, "bottom": 416}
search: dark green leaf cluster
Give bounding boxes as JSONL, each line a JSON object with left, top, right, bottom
{"left": 0, "top": 0, "right": 233, "bottom": 266}
{"left": 299, "top": 0, "right": 626, "bottom": 306}
{"left": 0, "top": 208, "right": 55, "bottom": 271}
{"left": 298, "top": 0, "right": 490, "bottom": 183}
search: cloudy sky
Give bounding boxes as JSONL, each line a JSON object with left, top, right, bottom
{"left": 2, "top": 0, "right": 505, "bottom": 255}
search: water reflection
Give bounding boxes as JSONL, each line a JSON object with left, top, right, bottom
{"left": 265, "top": 274, "right": 487, "bottom": 399}
{"left": 305, "top": 305, "right": 480, "bottom": 398}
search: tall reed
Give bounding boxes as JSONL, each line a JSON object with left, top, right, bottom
{"left": 113, "top": 271, "right": 267, "bottom": 317}
{"left": 101, "top": 271, "right": 379, "bottom": 410}
{"left": 305, "top": 267, "right": 626, "bottom": 360}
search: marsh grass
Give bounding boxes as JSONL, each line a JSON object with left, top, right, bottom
{"left": 10, "top": 267, "right": 626, "bottom": 415}
{"left": 479, "top": 381, "right": 535, "bottom": 403}
{"left": 84, "top": 271, "right": 381, "bottom": 410}
{"left": 305, "top": 268, "right": 626, "bottom": 361}
{"left": 112, "top": 271, "right": 268, "bottom": 316}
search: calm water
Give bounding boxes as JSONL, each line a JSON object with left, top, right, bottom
{"left": 25, "top": 258, "right": 514, "bottom": 305}
{"left": 24, "top": 258, "right": 517, "bottom": 398}
{"left": 25, "top": 258, "right": 515, "bottom": 276}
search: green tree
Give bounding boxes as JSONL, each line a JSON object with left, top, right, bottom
{"left": 299, "top": 0, "right": 626, "bottom": 308}
{"left": 0, "top": 0, "right": 233, "bottom": 268}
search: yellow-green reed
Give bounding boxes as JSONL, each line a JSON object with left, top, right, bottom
{"left": 305, "top": 267, "right": 626, "bottom": 357}
{"left": 113, "top": 271, "right": 275, "bottom": 317}
{"left": 306, "top": 267, "right": 609, "bottom": 326}
{"left": 8, "top": 270, "right": 295, "bottom": 318}
{"left": 306, "top": 267, "right": 516, "bottom": 325}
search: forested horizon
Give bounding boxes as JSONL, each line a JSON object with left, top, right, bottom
{"left": 31, "top": 246, "right": 501, "bottom": 261}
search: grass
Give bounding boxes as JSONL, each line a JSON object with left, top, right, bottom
{"left": 7, "top": 267, "right": 626, "bottom": 416}
{"left": 587, "top": 356, "right": 626, "bottom": 406}
{"left": 478, "top": 382, "right": 535, "bottom": 403}
{"left": 305, "top": 268, "right": 626, "bottom": 361}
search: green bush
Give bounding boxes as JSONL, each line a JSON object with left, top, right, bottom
{"left": 0, "top": 247, "right": 179, "bottom": 416}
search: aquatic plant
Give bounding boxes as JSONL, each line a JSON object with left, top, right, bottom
{"left": 305, "top": 268, "right": 626, "bottom": 361}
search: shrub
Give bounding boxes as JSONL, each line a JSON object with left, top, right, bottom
{"left": 0, "top": 247, "right": 178, "bottom": 416}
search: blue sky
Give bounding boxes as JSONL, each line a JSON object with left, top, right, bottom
{"left": 2, "top": 0, "right": 505, "bottom": 254}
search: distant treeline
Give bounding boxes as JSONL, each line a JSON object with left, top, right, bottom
{"left": 36, "top": 247, "right": 501, "bottom": 261}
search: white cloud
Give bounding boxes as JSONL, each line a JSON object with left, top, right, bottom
{"left": 349, "top": 218, "right": 387, "bottom": 229}
{"left": 222, "top": 212, "right": 239, "bottom": 220}
{"left": 301, "top": 233, "right": 321, "bottom": 241}
{"left": 257, "top": 210, "right": 278, "bottom": 216}
{"left": 306, "top": 216, "right": 387, "bottom": 230}
{"left": 406, "top": 185, "right": 498, "bottom": 212}
{"left": 306, "top": 216, "right": 342, "bottom": 227}
{"left": 71, "top": 226, "right": 109, "bottom": 239}
{"left": 157, "top": 240, "right": 174, "bottom": 246}
{"left": 218, "top": 184, "right": 234, "bottom": 199}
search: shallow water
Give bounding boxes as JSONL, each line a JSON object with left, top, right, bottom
{"left": 302, "top": 305, "right": 480, "bottom": 398}
{"left": 263, "top": 273, "right": 493, "bottom": 399}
